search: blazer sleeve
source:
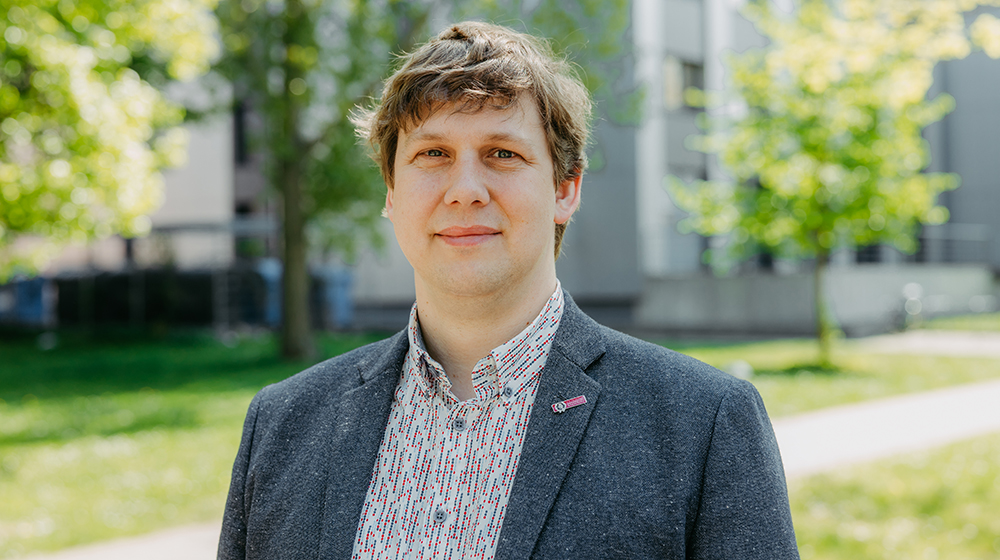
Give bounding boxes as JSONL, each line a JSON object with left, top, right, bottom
{"left": 688, "top": 381, "right": 800, "bottom": 560}
{"left": 217, "top": 392, "right": 262, "bottom": 560}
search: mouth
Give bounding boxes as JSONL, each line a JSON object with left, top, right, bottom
{"left": 436, "top": 225, "right": 501, "bottom": 246}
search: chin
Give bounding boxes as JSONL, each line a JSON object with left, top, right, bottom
{"left": 429, "top": 266, "right": 514, "bottom": 298}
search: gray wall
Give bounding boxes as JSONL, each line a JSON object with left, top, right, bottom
{"left": 557, "top": 120, "right": 640, "bottom": 302}
{"left": 637, "top": 265, "right": 996, "bottom": 336}
{"left": 936, "top": 31, "right": 1000, "bottom": 268}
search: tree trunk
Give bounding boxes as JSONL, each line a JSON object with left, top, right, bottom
{"left": 278, "top": 0, "right": 315, "bottom": 361}
{"left": 814, "top": 249, "right": 833, "bottom": 367}
{"left": 280, "top": 157, "right": 314, "bottom": 360}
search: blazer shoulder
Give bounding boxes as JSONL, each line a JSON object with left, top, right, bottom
{"left": 589, "top": 325, "right": 754, "bottom": 406}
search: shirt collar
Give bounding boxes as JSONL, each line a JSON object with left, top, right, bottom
{"left": 402, "top": 282, "right": 564, "bottom": 405}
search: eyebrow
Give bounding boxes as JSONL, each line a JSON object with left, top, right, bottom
{"left": 400, "top": 131, "right": 533, "bottom": 152}
{"left": 401, "top": 131, "right": 447, "bottom": 150}
{"left": 484, "top": 132, "right": 531, "bottom": 147}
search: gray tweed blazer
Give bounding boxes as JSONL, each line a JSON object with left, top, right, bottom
{"left": 218, "top": 292, "right": 799, "bottom": 559}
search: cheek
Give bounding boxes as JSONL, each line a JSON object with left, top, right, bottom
{"left": 508, "top": 193, "right": 555, "bottom": 231}
{"left": 390, "top": 191, "right": 437, "bottom": 236}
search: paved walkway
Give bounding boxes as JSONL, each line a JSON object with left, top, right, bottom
{"left": 775, "top": 329, "right": 1000, "bottom": 479}
{"left": 19, "top": 329, "right": 1000, "bottom": 559}
{"left": 852, "top": 329, "right": 1000, "bottom": 358}
{"left": 773, "top": 377, "right": 1000, "bottom": 479}
{"left": 19, "top": 524, "right": 221, "bottom": 560}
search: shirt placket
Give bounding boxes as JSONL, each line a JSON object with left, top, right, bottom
{"left": 420, "top": 399, "right": 481, "bottom": 560}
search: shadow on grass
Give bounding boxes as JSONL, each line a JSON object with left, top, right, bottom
{"left": 755, "top": 363, "right": 844, "bottom": 377}
{"left": 0, "top": 326, "right": 393, "bottom": 443}
{"left": 0, "top": 326, "right": 392, "bottom": 401}
{"left": 0, "top": 401, "right": 200, "bottom": 446}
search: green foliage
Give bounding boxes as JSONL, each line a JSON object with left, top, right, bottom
{"left": 790, "top": 433, "right": 1000, "bottom": 559}
{"left": 666, "top": 0, "right": 1000, "bottom": 366}
{"left": 213, "top": 0, "right": 419, "bottom": 261}
{"left": 0, "top": 0, "right": 219, "bottom": 279}
{"left": 668, "top": 0, "right": 1000, "bottom": 265}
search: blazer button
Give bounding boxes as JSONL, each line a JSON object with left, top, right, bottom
{"left": 433, "top": 508, "right": 448, "bottom": 523}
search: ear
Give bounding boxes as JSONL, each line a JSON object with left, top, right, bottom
{"left": 554, "top": 174, "right": 582, "bottom": 225}
{"left": 383, "top": 186, "right": 394, "bottom": 221}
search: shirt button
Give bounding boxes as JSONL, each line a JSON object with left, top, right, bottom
{"left": 433, "top": 508, "right": 448, "bottom": 523}
{"left": 502, "top": 385, "right": 514, "bottom": 399}
{"left": 452, "top": 417, "right": 467, "bottom": 432}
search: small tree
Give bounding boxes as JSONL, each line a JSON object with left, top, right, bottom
{"left": 214, "top": 0, "right": 418, "bottom": 360}
{"left": 215, "top": 0, "right": 636, "bottom": 360}
{"left": 669, "top": 0, "right": 1000, "bottom": 366}
{"left": 0, "top": 0, "right": 219, "bottom": 280}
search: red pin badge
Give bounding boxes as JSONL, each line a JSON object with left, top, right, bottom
{"left": 551, "top": 395, "right": 587, "bottom": 414}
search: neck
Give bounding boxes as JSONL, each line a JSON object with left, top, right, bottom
{"left": 414, "top": 274, "right": 558, "bottom": 401}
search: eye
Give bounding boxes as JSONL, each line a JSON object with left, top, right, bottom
{"left": 494, "top": 149, "right": 516, "bottom": 159}
{"left": 424, "top": 149, "right": 444, "bottom": 157}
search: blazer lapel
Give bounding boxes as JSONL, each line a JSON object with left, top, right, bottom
{"left": 495, "top": 294, "right": 606, "bottom": 560}
{"left": 320, "top": 331, "right": 408, "bottom": 559}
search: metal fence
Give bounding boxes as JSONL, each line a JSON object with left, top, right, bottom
{"left": 915, "top": 223, "right": 992, "bottom": 264}
{"left": 1, "top": 218, "right": 355, "bottom": 332}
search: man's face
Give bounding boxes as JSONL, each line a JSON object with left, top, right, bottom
{"left": 386, "top": 94, "right": 581, "bottom": 299}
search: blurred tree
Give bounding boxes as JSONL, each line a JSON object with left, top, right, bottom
{"left": 215, "top": 0, "right": 635, "bottom": 360}
{"left": 669, "top": 0, "right": 1000, "bottom": 366}
{"left": 0, "top": 0, "right": 219, "bottom": 280}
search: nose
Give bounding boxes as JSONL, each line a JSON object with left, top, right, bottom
{"left": 443, "top": 156, "right": 490, "bottom": 206}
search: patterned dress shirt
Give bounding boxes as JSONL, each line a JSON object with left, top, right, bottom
{"left": 352, "top": 285, "right": 565, "bottom": 560}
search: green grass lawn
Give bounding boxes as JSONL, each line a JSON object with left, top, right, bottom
{"left": 0, "top": 328, "right": 388, "bottom": 557}
{"left": 1, "top": 326, "right": 999, "bottom": 556}
{"left": 790, "top": 432, "right": 1000, "bottom": 559}
{"left": 662, "top": 337, "right": 1000, "bottom": 417}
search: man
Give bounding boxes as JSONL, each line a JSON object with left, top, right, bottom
{"left": 219, "top": 21, "right": 799, "bottom": 560}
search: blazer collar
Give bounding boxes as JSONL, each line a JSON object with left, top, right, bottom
{"left": 495, "top": 291, "right": 606, "bottom": 559}
{"left": 551, "top": 290, "right": 608, "bottom": 371}
{"left": 320, "top": 330, "right": 408, "bottom": 558}
{"left": 357, "top": 329, "right": 409, "bottom": 383}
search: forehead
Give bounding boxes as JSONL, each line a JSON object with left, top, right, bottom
{"left": 399, "top": 94, "right": 546, "bottom": 144}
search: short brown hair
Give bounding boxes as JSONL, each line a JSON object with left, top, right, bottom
{"left": 354, "top": 21, "right": 593, "bottom": 258}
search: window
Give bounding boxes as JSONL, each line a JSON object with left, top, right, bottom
{"left": 856, "top": 244, "right": 881, "bottom": 264}
{"left": 664, "top": 56, "right": 704, "bottom": 111}
{"left": 234, "top": 100, "right": 249, "bottom": 165}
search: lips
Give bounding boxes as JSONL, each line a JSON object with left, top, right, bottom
{"left": 436, "top": 225, "right": 500, "bottom": 246}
